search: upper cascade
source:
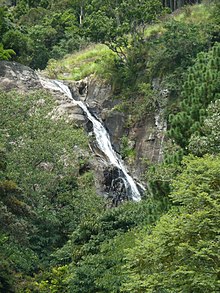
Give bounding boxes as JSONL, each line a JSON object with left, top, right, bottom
{"left": 39, "top": 77, "right": 142, "bottom": 202}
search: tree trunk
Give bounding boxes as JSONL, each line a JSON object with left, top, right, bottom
{"left": 79, "top": 5, "right": 83, "bottom": 26}
{"left": 170, "top": 0, "right": 174, "bottom": 11}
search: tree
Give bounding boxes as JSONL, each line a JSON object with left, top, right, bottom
{"left": 189, "top": 99, "right": 220, "bottom": 156}
{"left": 2, "top": 30, "right": 31, "bottom": 64}
{"left": 67, "top": 198, "right": 166, "bottom": 292}
{"left": 0, "top": 233, "right": 15, "bottom": 293}
{"left": 83, "top": 0, "right": 162, "bottom": 59}
{"left": 123, "top": 155, "right": 220, "bottom": 293}
{"left": 0, "top": 7, "right": 10, "bottom": 41}
{"left": 0, "top": 89, "right": 100, "bottom": 263}
{"left": 168, "top": 42, "right": 220, "bottom": 149}
{"left": 162, "top": 0, "right": 202, "bottom": 11}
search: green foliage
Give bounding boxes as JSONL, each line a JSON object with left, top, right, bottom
{"left": 69, "top": 231, "right": 135, "bottom": 293}
{"left": 150, "top": 20, "right": 209, "bottom": 79}
{"left": 0, "top": 147, "right": 6, "bottom": 171}
{"left": 170, "top": 154, "right": 220, "bottom": 209}
{"left": 123, "top": 155, "right": 220, "bottom": 293}
{"left": 146, "top": 161, "right": 180, "bottom": 199}
{"left": 0, "top": 8, "right": 16, "bottom": 60}
{"left": 120, "top": 135, "right": 135, "bottom": 161}
{"left": 12, "top": 0, "right": 29, "bottom": 19}
{"left": 18, "top": 7, "right": 48, "bottom": 25}
{"left": 83, "top": 0, "right": 162, "bottom": 49}
{"left": 0, "top": 89, "right": 104, "bottom": 290}
{"left": 0, "top": 6, "right": 10, "bottom": 41}
{"left": 168, "top": 42, "right": 220, "bottom": 149}
{"left": 0, "top": 89, "right": 92, "bottom": 258}
{"left": 0, "top": 233, "right": 15, "bottom": 293}
{"left": 45, "top": 44, "right": 115, "bottom": 80}
{"left": 29, "top": 43, "right": 49, "bottom": 69}
{"left": 40, "top": 1, "right": 218, "bottom": 96}
{"left": 189, "top": 99, "right": 220, "bottom": 155}
{"left": 0, "top": 0, "right": 218, "bottom": 73}
{"left": 129, "top": 82, "right": 158, "bottom": 121}
{"left": 211, "top": 0, "right": 220, "bottom": 27}
{"left": 67, "top": 198, "right": 167, "bottom": 292}
{"left": 66, "top": 0, "right": 162, "bottom": 94}
{"left": 2, "top": 30, "right": 31, "bottom": 64}
{"left": 25, "top": 265, "right": 69, "bottom": 293}
{"left": 0, "top": 43, "right": 15, "bottom": 60}
{"left": 0, "top": 0, "right": 83, "bottom": 68}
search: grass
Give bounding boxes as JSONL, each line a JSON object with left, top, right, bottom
{"left": 45, "top": 44, "right": 115, "bottom": 81}
{"left": 144, "top": 23, "right": 166, "bottom": 38}
{"left": 173, "top": 3, "right": 212, "bottom": 23}
{"left": 143, "top": 3, "right": 212, "bottom": 39}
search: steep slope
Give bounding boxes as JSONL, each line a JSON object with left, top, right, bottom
{"left": 0, "top": 1, "right": 219, "bottom": 292}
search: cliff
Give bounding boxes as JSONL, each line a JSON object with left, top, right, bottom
{"left": 0, "top": 61, "right": 167, "bottom": 198}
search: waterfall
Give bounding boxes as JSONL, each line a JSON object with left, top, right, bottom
{"left": 40, "top": 78, "right": 142, "bottom": 202}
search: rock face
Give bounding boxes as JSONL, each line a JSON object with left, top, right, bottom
{"left": 68, "top": 78, "right": 127, "bottom": 153}
{"left": 0, "top": 61, "right": 87, "bottom": 126}
{"left": 0, "top": 61, "right": 41, "bottom": 91}
{"left": 49, "top": 99, "right": 86, "bottom": 125}
{"left": 0, "top": 61, "right": 167, "bottom": 196}
{"left": 68, "top": 76, "right": 167, "bottom": 179}
{"left": 128, "top": 112, "right": 167, "bottom": 177}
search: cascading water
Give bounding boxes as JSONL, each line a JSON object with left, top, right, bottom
{"left": 40, "top": 78, "right": 142, "bottom": 202}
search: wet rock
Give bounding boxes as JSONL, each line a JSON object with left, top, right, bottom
{"left": 103, "top": 166, "right": 128, "bottom": 206}
{"left": 68, "top": 77, "right": 115, "bottom": 114}
{"left": 68, "top": 75, "right": 167, "bottom": 180}
{"left": 68, "top": 77, "right": 126, "bottom": 152}
{"left": 128, "top": 111, "right": 167, "bottom": 177}
{"left": 0, "top": 61, "right": 167, "bottom": 202}
{"left": 79, "top": 162, "right": 91, "bottom": 175}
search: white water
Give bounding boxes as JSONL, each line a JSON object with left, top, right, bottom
{"left": 40, "top": 78, "right": 141, "bottom": 201}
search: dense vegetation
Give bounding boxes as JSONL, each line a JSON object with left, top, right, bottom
{"left": 0, "top": 0, "right": 220, "bottom": 292}
{"left": 0, "top": 0, "right": 204, "bottom": 69}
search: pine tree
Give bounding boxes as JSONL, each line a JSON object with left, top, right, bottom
{"left": 168, "top": 43, "right": 220, "bottom": 149}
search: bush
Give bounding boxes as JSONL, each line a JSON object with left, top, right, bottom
{"left": 2, "top": 30, "right": 31, "bottom": 64}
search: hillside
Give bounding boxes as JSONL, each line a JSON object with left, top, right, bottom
{"left": 0, "top": 1, "right": 220, "bottom": 292}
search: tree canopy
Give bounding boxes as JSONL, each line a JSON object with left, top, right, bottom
{"left": 0, "top": 0, "right": 219, "bottom": 292}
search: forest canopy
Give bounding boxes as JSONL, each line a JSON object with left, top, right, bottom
{"left": 0, "top": 0, "right": 219, "bottom": 292}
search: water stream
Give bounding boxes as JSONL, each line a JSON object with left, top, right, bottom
{"left": 40, "top": 78, "right": 141, "bottom": 202}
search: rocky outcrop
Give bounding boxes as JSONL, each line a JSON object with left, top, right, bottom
{"left": 128, "top": 112, "right": 167, "bottom": 177}
{"left": 0, "top": 61, "right": 87, "bottom": 126}
{"left": 68, "top": 76, "right": 167, "bottom": 179}
{"left": 49, "top": 100, "right": 86, "bottom": 125}
{"left": 0, "top": 61, "right": 167, "bottom": 197}
{"left": 68, "top": 77, "right": 127, "bottom": 153}
{"left": 0, "top": 61, "right": 41, "bottom": 91}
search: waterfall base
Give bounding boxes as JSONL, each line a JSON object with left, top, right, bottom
{"left": 103, "top": 166, "right": 128, "bottom": 206}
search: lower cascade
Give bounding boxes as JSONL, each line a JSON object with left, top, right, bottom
{"left": 40, "top": 78, "right": 142, "bottom": 202}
